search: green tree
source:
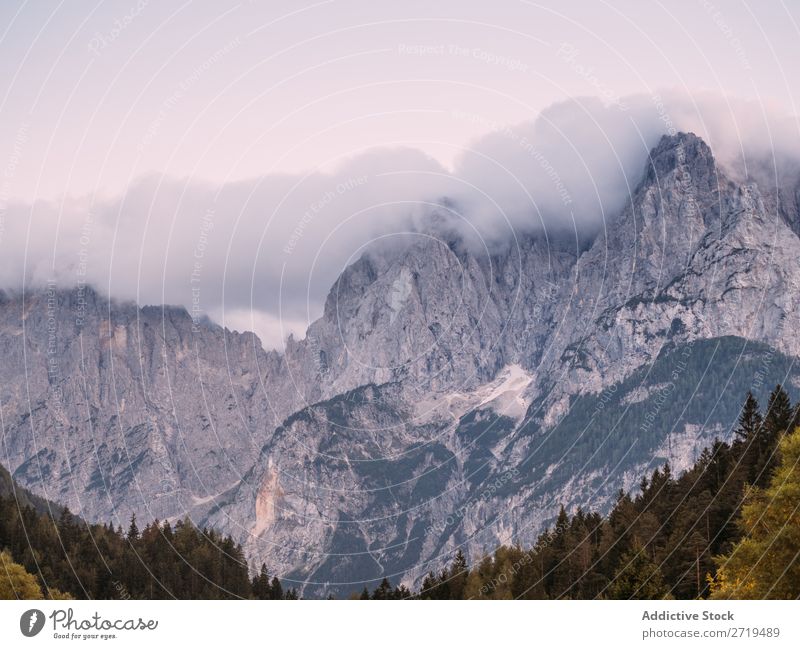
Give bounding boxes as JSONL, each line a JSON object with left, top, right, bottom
{"left": 126, "top": 514, "right": 140, "bottom": 542}
{"left": 764, "top": 385, "right": 793, "bottom": 436}
{"left": 448, "top": 550, "right": 468, "bottom": 599}
{"left": 371, "top": 577, "right": 393, "bottom": 600}
{"left": 734, "top": 392, "right": 763, "bottom": 444}
{"left": 270, "top": 575, "right": 283, "bottom": 600}
{"left": 0, "top": 550, "right": 43, "bottom": 599}
{"left": 747, "top": 385, "right": 794, "bottom": 486}
{"left": 711, "top": 427, "right": 800, "bottom": 599}
{"left": 252, "top": 563, "right": 271, "bottom": 599}
{"left": 606, "top": 546, "right": 671, "bottom": 599}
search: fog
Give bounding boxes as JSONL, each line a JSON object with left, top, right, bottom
{"left": 1, "top": 91, "right": 797, "bottom": 349}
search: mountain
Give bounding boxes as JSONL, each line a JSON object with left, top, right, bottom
{"left": 2, "top": 132, "right": 799, "bottom": 595}
{"left": 0, "top": 287, "right": 310, "bottom": 522}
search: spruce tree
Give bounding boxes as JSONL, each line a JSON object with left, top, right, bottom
{"left": 448, "top": 550, "right": 468, "bottom": 599}
{"left": 252, "top": 563, "right": 271, "bottom": 599}
{"left": 606, "top": 545, "right": 670, "bottom": 599}
{"left": 764, "top": 384, "right": 793, "bottom": 435}
{"left": 751, "top": 385, "right": 793, "bottom": 485}
{"left": 372, "top": 577, "right": 393, "bottom": 600}
{"left": 734, "top": 392, "right": 762, "bottom": 443}
{"left": 126, "top": 514, "right": 140, "bottom": 542}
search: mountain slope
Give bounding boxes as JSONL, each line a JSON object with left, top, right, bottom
{"left": 2, "top": 132, "right": 799, "bottom": 595}
{"left": 205, "top": 133, "right": 800, "bottom": 594}
{"left": 0, "top": 287, "right": 309, "bottom": 522}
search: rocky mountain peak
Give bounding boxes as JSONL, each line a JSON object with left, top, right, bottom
{"left": 6, "top": 131, "right": 800, "bottom": 595}
{"left": 643, "top": 131, "right": 720, "bottom": 192}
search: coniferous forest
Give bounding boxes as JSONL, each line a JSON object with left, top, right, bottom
{"left": 2, "top": 385, "right": 799, "bottom": 600}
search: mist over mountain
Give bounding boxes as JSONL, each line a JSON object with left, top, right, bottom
{"left": 3, "top": 123, "right": 800, "bottom": 594}
{"left": 2, "top": 92, "right": 798, "bottom": 350}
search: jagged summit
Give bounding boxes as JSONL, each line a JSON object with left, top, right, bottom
{"left": 4, "top": 130, "right": 800, "bottom": 593}
{"left": 642, "top": 131, "right": 720, "bottom": 189}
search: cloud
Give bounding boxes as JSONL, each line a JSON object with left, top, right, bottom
{"left": 1, "top": 91, "right": 797, "bottom": 349}
{"left": 447, "top": 91, "right": 800, "bottom": 245}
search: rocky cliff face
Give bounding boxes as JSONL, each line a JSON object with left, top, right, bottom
{"left": 3, "top": 132, "right": 799, "bottom": 595}
{"left": 0, "top": 287, "right": 306, "bottom": 522}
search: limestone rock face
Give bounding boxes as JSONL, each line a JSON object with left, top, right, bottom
{"left": 4, "top": 132, "right": 800, "bottom": 594}
{"left": 0, "top": 287, "right": 304, "bottom": 522}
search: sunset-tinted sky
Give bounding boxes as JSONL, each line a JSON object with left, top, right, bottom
{"left": 1, "top": 0, "right": 797, "bottom": 200}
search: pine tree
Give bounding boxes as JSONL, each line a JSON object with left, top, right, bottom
{"left": 750, "top": 385, "right": 794, "bottom": 485}
{"left": 606, "top": 546, "right": 670, "bottom": 599}
{"left": 126, "top": 514, "right": 140, "bottom": 542}
{"left": 270, "top": 575, "right": 283, "bottom": 600}
{"left": 764, "top": 384, "right": 793, "bottom": 436}
{"left": 734, "top": 392, "right": 763, "bottom": 443}
{"left": 372, "top": 577, "right": 393, "bottom": 600}
{"left": 419, "top": 572, "right": 446, "bottom": 599}
{"left": 448, "top": 550, "right": 468, "bottom": 599}
{"left": 252, "top": 563, "right": 271, "bottom": 599}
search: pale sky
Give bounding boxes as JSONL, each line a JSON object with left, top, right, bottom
{"left": 1, "top": 0, "right": 798, "bottom": 201}
{"left": 1, "top": 0, "right": 798, "bottom": 349}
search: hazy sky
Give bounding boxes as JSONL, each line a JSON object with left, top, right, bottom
{"left": 1, "top": 1, "right": 798, "bottom": 349}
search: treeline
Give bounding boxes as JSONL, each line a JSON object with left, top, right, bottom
{"left": 0, "top": 498, "right": 297, "bottom": 599}
{"left": 3, "top": 386, "right": 799, "bottom": 599}
{"left": 415, "top": 385, "right": 800, "bottom": 599}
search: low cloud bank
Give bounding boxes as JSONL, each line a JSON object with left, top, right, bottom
{"left": 1, "top": 91, "right": 797, "bottom": 349}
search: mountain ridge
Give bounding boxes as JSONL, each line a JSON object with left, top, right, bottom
{"left": 2, "top": 131, "right": 800, "bottom": 594}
